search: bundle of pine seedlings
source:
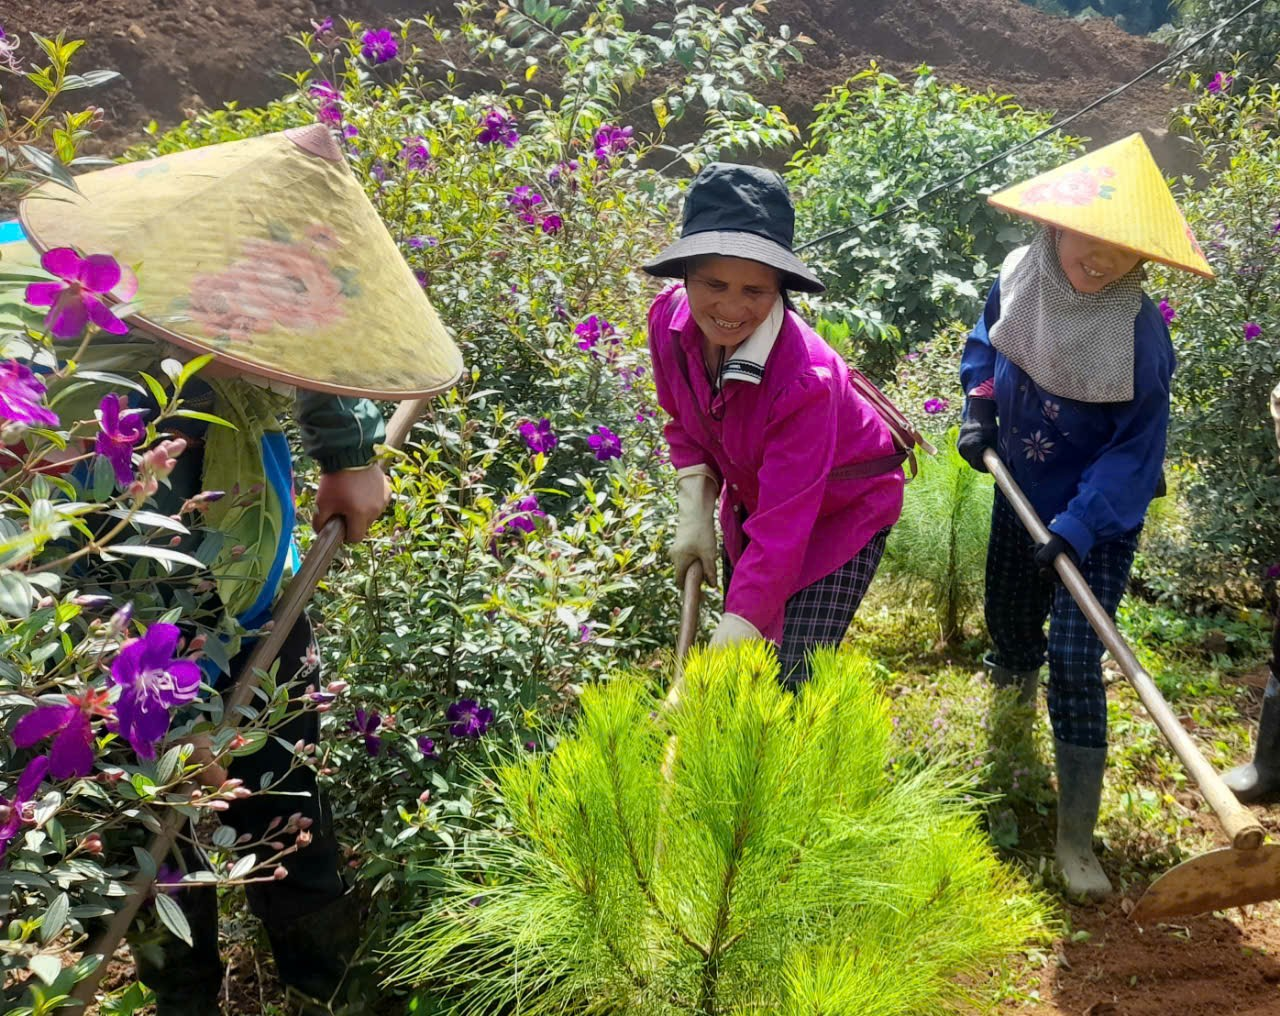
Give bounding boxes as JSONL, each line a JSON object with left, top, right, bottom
{"left": 383, "top": 643, "right": 1051, "bottom": 1014}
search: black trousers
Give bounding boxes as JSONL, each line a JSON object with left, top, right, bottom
{"left": 130, "top": 612, "right": 345, "bottom": 1001}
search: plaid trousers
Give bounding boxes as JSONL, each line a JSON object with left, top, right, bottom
{"left": 984, "top": 491, "right": 1140, "bottom": 749}
{"left": 726, "top": 527, "right": 889, "bottom": 687}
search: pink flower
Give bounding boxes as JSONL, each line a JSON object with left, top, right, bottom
{"left": 25, "top": 248, "right": 137, "bottom": 340}
{"left": 1159, "top": 300, "right": 1176, "bottom": 325}
{"left": 922, "top": 397, "right": 949, "bottom": 415}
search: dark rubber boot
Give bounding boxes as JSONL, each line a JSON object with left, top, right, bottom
{"left": 1224, "top": 673, "right": 1280, "bottom": 803}
{"left": 1053, "top": 739, "right": 1112, "bottom": 900}
{"left": 985, "top": 653, "right": 1039, "bottom": 707}
{"left": 129, "top": 883, "right": 222, "bottom": 1015}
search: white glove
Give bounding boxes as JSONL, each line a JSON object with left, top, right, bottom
{"left": 672, "top": 466, "right": 718, "bottom": 586}
{"left": 709, "top": 612, "right": 763, "bottom": 646}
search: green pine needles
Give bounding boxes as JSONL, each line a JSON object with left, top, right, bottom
{"left": 383, "top": 644, "right": 1050, "bottom": 1014}
{"left": 881, "top": 428, "right": 995, "bottom": 646}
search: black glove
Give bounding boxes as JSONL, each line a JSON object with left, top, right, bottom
{"left": 1034, "top": 534, "right": 1079, "bottom": 579}
{"left": 956, "top": 398, "right": 998, "bottom": 472}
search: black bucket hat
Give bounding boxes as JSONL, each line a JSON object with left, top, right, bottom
{"left": 642, "top": 162, "right": 824, "bottom": 294}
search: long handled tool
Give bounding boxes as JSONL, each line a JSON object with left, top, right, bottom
{"left": 655, "top": 561, "right": 704, "bottom": 792}
{"left": 984, "top": 448, "right": 1280, "bottom": 921}
{"left": 69, "top": 397, "right": 429, "bottom": 1004}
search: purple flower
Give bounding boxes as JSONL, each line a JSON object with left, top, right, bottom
{"left": 0, "top": 360, "right": 58, "bottom": 428}
{"left": 1207, "top": 71, "right": 1234, "bottom": 94}
{"left": 25, "top": 248, "right": 136, "bottom": 340}
{"left": 1268, "top": 562, "right": 1280, "bottom": 580}
{"left": 95, "top": 393, "right": 147, "bottom": 487}
{"left": 347, "top": 708, "right": 382, "bottom": 756}
{"left": 417, "top": 735, "right": 437, "bottom": 759}
{"left": 540, "top": 214, "right": 563, "bottom": 235}
{"left": 446, "top": 700, "right": 493, "bottom": 739}
{"left": 408, "top": 236, "right": 438, "bottom": 250}
{"left": 524, "top": 740, "right": 538, "bottom": 752}
{"left": 13, "top": 688, "right": 112, "bottom": 780}
{"left": 548, "top": 160, "right": 579, "bottom": 186}
{"left": 399, "top": 136, "right": 431, "bottom": 171}
{"left": 508, "top": 186, "right": 544, "bottom": 222}
{"left": 1159, "top": 299, "right": 1176, "bottom": 325}
{"left": 579, "top": 623, "right": 592, "bottom": 643}
{"left": 593, "top": 124, "right": 634, "bottom": 166}
{"left": 343, "top": 124, "right": 359, "bottom": 139}
{"left": 108, "top": 623, "right": 202, "bottom": 760}
{"left": 519, "top": 417, "right": 558, "bottom": 454}
{"left": 309, "top": 80, "right": 341, "bottom": 124}
{"left": 0, "top": 755, "right": 49, "bottom": 860}
{"left": 476, "top": 107, "right": 518, "bottom": 148}
{"left": 588, "top": 425, "right": 622, "bottom": 462}
{"left": 152, "top": 864, "right": 186, "bottom": 899}
{"left": 574, "top": 314, "right": 615, "bottom": 352}
{"left": 312, "top": 16, "right": 334, "bottom": 35}
{"left": 361, "top": 28, "right": 398, "bottom": 64}
{"left": 495, "top": 495, "right": 545, "bottom": 536}
{"left": 370, "top": 160, "right": 388, "bottom": 184}
{"left": 1245, "top": 321, "right": 1262, "bottom": 342}
{"left": 923, "top": 397, "right": 949, "bottom": 416}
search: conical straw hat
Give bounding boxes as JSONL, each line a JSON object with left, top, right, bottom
{"left": 988, "top": 132, "right": 1214, "bottom": 280}
{"left": 19, "top": 125, "right": 464, "bottom": 399}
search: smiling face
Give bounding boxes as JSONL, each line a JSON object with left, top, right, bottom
{"left": 684, "top": 255, "right": 782, "bottom": 348}
{"left": 1055, "top": 228, "right": 1143, "bottom": 294}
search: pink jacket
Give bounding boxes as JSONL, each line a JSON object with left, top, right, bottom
{"left": 649, "top": 284, "right": 904, "bottom": 641}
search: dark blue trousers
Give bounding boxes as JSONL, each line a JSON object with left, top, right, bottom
{"left": 984, "top": 492, "right": 1140, "bottom": 749}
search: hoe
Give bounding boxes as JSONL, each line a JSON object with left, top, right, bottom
{"left": 985, "top": 447, "right": 1280, "bottom": 922}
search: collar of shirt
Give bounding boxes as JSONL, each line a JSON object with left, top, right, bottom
{"left": 672, "top": 294, "right": 785, "bottom": 387}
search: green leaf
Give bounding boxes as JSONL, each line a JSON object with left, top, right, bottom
{"left": 131, "top": 847, "right": 157, "bottom": 880}
{"left": 60, "top": 68, "right": 123, "bottom": 92}
{"left": 228, "top": 853, "right": 257, "bottom": 880}
{"left": 40, "top": 893, "right": 69, "bottom": 942}
{"left": 156, "top": 744, "right": 185, "bottom": 785}
{"left": 100, "top": 544, "right": 205, "bottom": 570}
{"left": 19, "top": 146, "right": 79, "bottom": 193}
{"left": 171, "top": 409, "right": 236, "bottom": 430}
{"left": 0, "top": 570, "right": 34, "bottom": 618}
{"left": 138, "top": 372, "right": 169, "bottom": 410}
{"left": 154, "top": 892, "right": 192, "bottom": 946}
{"left": 27, "top": 953, "right": 62, "bottom": 986}
{"left": 92, "top": 454, "right": 117, "bottom": 501}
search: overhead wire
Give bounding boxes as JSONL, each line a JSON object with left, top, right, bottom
{"left": 794, "top": 0, "right": 1274, "bottom": 254}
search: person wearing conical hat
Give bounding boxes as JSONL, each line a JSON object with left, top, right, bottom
{"left": 1223, "top": 385, "right": 1280, "bottom": 804}
{"left": 645, "top": 164, "right": 905, "bottom": 685}
{"left": 16, "top": 124, "right": 462, "bottom": 1014}
{"left": 955, "top": 134, "right": 1212, "bottom": 901}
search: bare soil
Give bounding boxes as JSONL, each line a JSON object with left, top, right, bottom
{"left": 7, "top": 0, "right": 1181, "bottom": 156}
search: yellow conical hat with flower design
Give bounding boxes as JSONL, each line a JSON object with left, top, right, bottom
{"left": 989, "top": 132, "right": 1214, "bottom": 280}
{"left": 19, "top": 124, "right": 464, "bottom": 399}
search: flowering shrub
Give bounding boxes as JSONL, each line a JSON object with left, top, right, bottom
{"left": 789, "top": 66, "right": 1079, "bottom": 379}
{"left": 0, "top": 33, "right": 338, "bottom": 1012}
{"left": 1143, "top": 73, "right": 1280, "bottom": 602}
{"left": 93, "top": 2, "right": 811, "bottom": 985}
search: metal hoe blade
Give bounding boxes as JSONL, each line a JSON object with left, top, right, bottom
{"left": 1132, "top": 844, "right": 1280, "bottom": 923}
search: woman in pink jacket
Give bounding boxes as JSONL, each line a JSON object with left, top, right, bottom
{"left": 644, "top": 163, "right": 904, "bottom": 685}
